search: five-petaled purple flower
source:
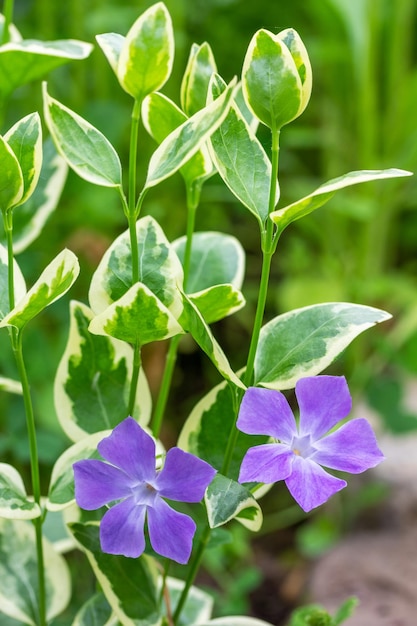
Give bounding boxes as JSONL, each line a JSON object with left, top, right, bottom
{"left": 237, "top": 376, "right": 384, "bottom": 512}
{"left": 73, "top": 417, "right": 216, "bottom": 564}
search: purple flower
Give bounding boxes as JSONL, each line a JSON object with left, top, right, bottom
{"left": 237, "top": 376, "right": 384, "bottom": 512}
{"left": 73, "top": 417, "right": 216, "bottom": 563}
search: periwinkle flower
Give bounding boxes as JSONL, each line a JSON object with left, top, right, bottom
{"left": 73, "top": 417, "right": 216, "bottom": 563}
{"left": 237, "top": 376, "right": 384, "bottom": 512}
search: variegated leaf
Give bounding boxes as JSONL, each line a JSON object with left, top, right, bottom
{"left": 0, "top": 518, "right": 71, "bottom": 624}
{"left": 88, "top": 215, "right": 184, "bottom": 318}
{"left": 54, "top": 301, "right": 151, "bottom": 443}
{"left": 89, "top": 282, "right": 184, "bottom": 346}
{"left": 0, "top": 243, "right": 26, "bottom": 318}
{"left": 4, "top": 112, "right": 42, "bottom": 207}
{"left": 0, "top": 463, "right": 41, "bottom": 520}
{"left": 0, "top": 249, "right": 79, "bottom": 331}
{"left": 205, "top": 474, "right": 263, "bottom": 531}
{"left": 143, "top": 78, "right": 236, "bottom": 190}
{"left": 255, "top": 302, "right": 392, "bottom": 389}
{"left": 69, "top": 522, "right": 160, "bottom": 626}
{"left": 43, "top": 84, "right": 122, "bottom": 188}
{"left": 117, "top": 2, "right": 174, "bottom": 101}
{"left": 181, "top": 41, "right": 217, "bottom": 116}
{"left": 190, "top": 284, "right": 245, "bottom": 324}
{"left": 270, "top": 168, "right": 413, "bottom": 232}
{"left": 0, "top": 136, "right": 23, "bottom": 210}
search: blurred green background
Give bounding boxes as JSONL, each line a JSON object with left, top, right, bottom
{"left": 0, "top": 0, "right": 416, "bottom": 623}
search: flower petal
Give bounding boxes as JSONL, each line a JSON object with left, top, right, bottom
{"left": 296, "top": 376, "right": 352, "bottom": 440}
{"left": 312, "top": 418, "right": 385, "bottom": 473}
{"left": 156, "top": 448, "right": 216, "bottom": 502}
{"left": 285, "top": 456, "right": 346, "bottom": 512}
{"left": 98, "top": 417, "right": 156, "bottom": 480}
{"left": 237, "top": 387, "right": 296, "bottom": 441}
{"left": 238, "top": 443, "right": 293, "bottom": 484}
{"left": 100, "top": 498, "right": 146, "bottom": 558}
{"left": 147, "top": 497, "right": 196, "bottom": 564}
{"left": 73, "top": 459, "right": 132, "bottom": 509}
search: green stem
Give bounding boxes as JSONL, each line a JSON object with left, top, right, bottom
{"left": 172, "top": 525, "right": 211, "bottom": 624}
{"left": 2, "top": 0, "right": 14, "bottom": 44}
{"left": 128, "top": 99, "right": 142, "bottom": 283}
{"left": 243, "top": 127, "right": 280, "bottom": 386}
{"left": 12, "top": 332, "right": 47, "bottom": 626}
{"left": 128, "top": 342, "right": 142, "bottom": 416}
{"left": 151, "top": 186, "right": 200, "bottom": 438}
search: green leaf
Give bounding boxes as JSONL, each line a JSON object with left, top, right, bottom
{"left": 43, "top": 83, "right": 122, "bottom": 188}
{"left": 190, "top": 284, "right": 245, "bottom": 324}
{"left": 270, "top": 168, "right": 414, "bottom": 232}
{"left": 0, "top": 518, "right": 71, "bottom": 624}
{"left": 205, "top": 474, "right": 262, "bottom": 532}
{"left": 10, "top": 138, "right": 68, "bottom": 254}
{"left": 173, "top": 231, "right": 245, "bottom": 292}
{"left": 144, "top": 78, "right": 236, "bottom": 189}
{"left": 0, "top": 38, "right": 93, "bottom": 99}
{"left": 242, "top": 28, "right": 311, "bottom": 129}
{"left": 208, "top": 75, "right": 274, "bottom": 224}
{"left": 181, "top": 41, "right": 217, "bottom": 116}
{"left": 0, "top": 243, "right": 26, "bottom": 318}
{"left": 0, "top": 463, "right": 41, "bottom": 520}
{"left": 0, "top": 248, "right": 79, "bottom": 332}
{"left": 178, "top": 380, "right": 266, "bottom": 479}
{"left": 89, "top": 215, "right": 184, "bottom": 318}
{"left": 0, "top": 136, "right": 23, "bottom": 210}
{"left": 179, "top": 292, "right": 245, "bottom": 389}
{"left": 4, "top": 112, "right": 42, "bottom": 207}
{"left": 69, "top": 522, "right": 160, "bottom": 626}
{"left": 255, "top": 302, "right": 392, "bottom": 390}
{"left": 89, "top": 282, "right": 184, "bottom": 345}
{"left": 164, "top": 577, "right": 213, "bottom": 626}
{"left": 54, "top": 301, "right": 152, "bottom": 443}
{"left": 142, "top": 91, "right": 213, "bottom": 189}
{"left": 72, "top": 592, "right": 115, "bottom": 626}
{"left": 117, "top": 2, "right": 174, "bottom": 101}
{"left": 47, "top": 431, "right": 108, "bottom": 511}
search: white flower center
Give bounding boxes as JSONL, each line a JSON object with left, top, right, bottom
{"left": 132, "top": 481, "right": 159, "bottom": 506}
{"left": 290, "top": 434, "right": 316, "bottom": 459}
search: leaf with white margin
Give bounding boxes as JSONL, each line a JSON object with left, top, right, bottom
{"left": 89, "top": 282, "right": 184, "bottom": 346}
{"left": 11, "top": 138, "right": 67, "bottom": 254}
{"left": 270, "top": 168, "right": 413, "bottom": 232}
{"left": 69, "top": 522, "right": 160, "bottom": 626}
{"left": 255, "top": 302, "right": 392, "bottom": 390}
{"left": 199, "top": 618, "right": 274, "bottom": 626}
{"left": 142, "top": 91, "right": 213, "bottom": 190}
{"left": 173, "top": 231, "right": 245, "bottom": 292}
{"left": 0, "top": 518, "right": 71, "bottom": 624}
{"left": 54, "top": 301, "right": 151, "bottom": 443}
{"left": 43, "top": 83, "right": 122, "bottom": 188}
{"left": 47, "top": 430, "right": 107, "bottom": 511}
{"left": 0, "top": 243, "right": 26, "bottom": 318}
{"left": 0, "top": 376, "right": 22, "bottom": 394}
{"left": 0, "top": 135, "right": 23, "bottom": 210}
{"left": 0, "top": 38, "right": 93, "bottom": 99}
{"left": 89, "top": 215, "right": 184, "bottom": 318}
{"left": 179, "top": 292, "right": 245, "bottom": 389}
{"left": 0, "top": 463, "right": 41, "bottom": 520}
{"left": 205, "top": 474, "right": 262, "bottom": 532}
{"left": 4, "top": 112, "right": 42, "bottom": 207}
{"left": 181, "top": 41, "right": 217, "bottom": 116}
{"left": 208, "top": 74, "right": 274, "bottom": 224}
{"left": 190, "top": 284, "right": 245, "bottom": 324}
{"left": 0, "top": 249, "right": 79, "bottom": 331}
{"left": 164, "top": 577, "right": 213, "bottom": 625}
{"left": 143, "top": 77, "right": 236, "bottom": 190}
{"left": 95, "top": 32, "right": 124, "bottom": 75}
{"left": 117, "top": 1, "right": 174, "bottom": 102}
{"left": 72, "top": 592, "right": 116, "bottom": 626}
